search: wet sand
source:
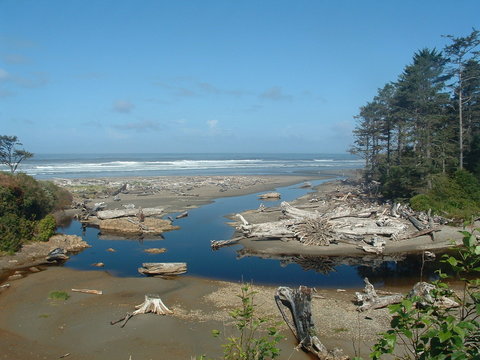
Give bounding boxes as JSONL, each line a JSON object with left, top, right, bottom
{"left": 0, "top": 267, "right": 390, "bottom": 360}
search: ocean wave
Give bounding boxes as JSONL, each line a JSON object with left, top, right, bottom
{"left": 14, "top": 155, "right": 364, "bottom": 178}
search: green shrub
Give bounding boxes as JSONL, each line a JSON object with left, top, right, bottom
{"left": 198, "top": 284, "right": 284, "bottom": 360}
{"left": 35, "top": 214, "right": 56, "bottom": 242}
{"left": 0, "top": 172, "right": 71, "bottom": 252}
{"left": 370, "top": 229, "right": 480, "bottom": 359}
{"left": 409, "top": 171, "right": 480, "bottom": 220}
{"left": 48, "top": 291, "right": 70, "bottom": 301}
{"left": 0, "top": 213, "right": 35, "bottom": 253}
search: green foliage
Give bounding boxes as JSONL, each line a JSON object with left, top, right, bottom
{"left": 0, "top": 135, "right": 33, "bottom": 173}
{"left": 410, "top": 171, "right": 480, "bottom": 220}
{"left": 199, "top": 284, "right": 284, "bottom": 360}
{"left": 380, "top": 164, "right": 424, "bottom": 201}
{"left": 0, "top": 213, "right": 34, "bottom": 253}
{"left": 35, "top": 214, "right": 56, "bottom": 242}
{"left": 370, "top": 229, "right": 480, "bottom": 359}
{"left": 0, "top": 172, "right": 71, "bottom": 252}
{"left": 48, "top": 290, "right": 70, "bottom": 301}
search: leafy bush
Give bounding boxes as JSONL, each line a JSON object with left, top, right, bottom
{"left": 198, "top": 284, "right": 284, "bottom": 360}
{"left": 0, "top": 172, "right": 72, "bottom": 252}
{"left": 0, "top": 213, "right": 34, "bottom": 253}
{"left": 410, "top": 171, "right": 480, "bottom": 220}
{"left": 370, "top": 229, "right": 480, "bottom": 359}
{"left": 35, "top": 214, "right": 56, "bottom": 242}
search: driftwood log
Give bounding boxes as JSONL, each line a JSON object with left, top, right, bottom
{"left": 355, "top": 278, "right": 403, "bottom": 311}
{"left": 71, "top": 288, "right": 103, "bottom": 295}
{"left": 111, "top": 294, "right": 173, "bottom": 327}
{"left": 275, "top": 286, "right": 347, "bottom": 360}
{"left": 138, "top": 262, "right": 187, "bottom": 276}
{"left": 175, "top": 211, "right": 188, "bottom": 219}
{"left": 355, "top": 278, "right": 459, "bottom": 312}
{"left": 96, "top": 207, "right": 164, "bottom": 220}
{"left": 211, "top": 236, "right": 243, "bottom": 250}
{"left": 258, "top": 192, "right": 281, "bottom": 199}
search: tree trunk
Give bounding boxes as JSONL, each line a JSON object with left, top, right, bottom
{"left": 275, "top": 286, "right": 347, "bottom": 359}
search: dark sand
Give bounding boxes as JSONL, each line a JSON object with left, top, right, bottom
{"left": 0, "top": 267, "right": 390, "bottom": 360}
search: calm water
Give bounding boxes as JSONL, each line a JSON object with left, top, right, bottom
{"left": 59, "top": 179, "right": 439, "bottom": 288}
{"left": 14, "top": 153, "right": 363, "bottom": 179}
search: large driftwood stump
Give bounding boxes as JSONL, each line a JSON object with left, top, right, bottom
{"left": 111, "top": 294, "right": 173, "bottom": 327}
{"left": 275, "top": 286, "right": 347, "bottom": 360}
{"left": 138, "top": 262, "right": 187, "bottom": 276}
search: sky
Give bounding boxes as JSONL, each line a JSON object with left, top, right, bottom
{"left": 0, "top": 0, "right": 479, "bottom": 154}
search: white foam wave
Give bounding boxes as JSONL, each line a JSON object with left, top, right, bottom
{"left": 16, "top": 156, "right": 364, "bottom": 177}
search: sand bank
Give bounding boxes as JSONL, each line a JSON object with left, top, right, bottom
{"left": 0, "top": 267, "right": 390, "bottom": 360}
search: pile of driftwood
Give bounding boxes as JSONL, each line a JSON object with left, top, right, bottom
{"left": 213, "top": 197, "right": 448, "bottom": 253}
{"left": 354, "top": 277, "right": 458, "bottom": 312}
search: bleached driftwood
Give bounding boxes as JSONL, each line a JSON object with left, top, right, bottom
{"left": 281, "top": 201, "right": 321, "bottom": 220}
{"left": 111, "top": 294, "right": 173, "bottom": 327}
{"left": 275, "top": 286, "right": 347, "bottom": 359}
{"left": 97, "top": 207, "right": 164, "bottom": 220}
{"left": 355, "top": 278, "right": 403, "bottom": 311}
{"left": 238, "top": 219, "right": 297, "bottom": 239}
{"left": 175, "top": 211, "right": 188, "bottom": 219}
{"left": 358, "top": 237, "right": 386, "bottom": 254}
{"left": 355, "top": 278, "right": 459, "bottom": 312}
{"left": 126, "top": 217, "right": 150, "bottom": 231}
{"left": 138, "top": 262, "right": 187, "bottom": 276}
{"left": 211, "top": 237, "right": 243, "bottom": 250}
{"left": 143, "top": 248, "right": 167, "bottom": 254}
{"left": 258, "top": 192, "right": 281, "bottom": 199}
{"left": 71, "top": 288, "right": 103, "bottom": 295}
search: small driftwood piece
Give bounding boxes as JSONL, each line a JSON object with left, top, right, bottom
{"left": 175, "top": 211, "right": 188, "bottom": 219}
{"left": 211, "top": 236, "right": 243, "bottom": 250}
{"left": 71, "top": 288, "right": 103, "bottom": 295}
{"left": 138, "top": 262, "right": 187, "bottom": 276}
{"left": 126, "top": 217, "right": 150, "bottom": 231}
{"left": 258, "top": 192, "right": 281, "bottom": 199}
{"left": 111, "top": 294, "right": 173, "bottom": 327}
{"left": 275, "top": 286, "right": 347, "bottom": 360}
{"left": 397, "top": 227, "right": 440, "bottom": 241}
{"left": 355, "top": 278, "right": 403, "bottom": 311}
{"left": 143, "top": 248, "right": 167, "bottom": 254}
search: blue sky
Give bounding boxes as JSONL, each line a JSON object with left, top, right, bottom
{"left": 0, "top": 0, "right": 479, "bottom": 154}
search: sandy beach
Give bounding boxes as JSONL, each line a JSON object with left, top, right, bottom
{"left": 0, "top": 173, "right": 472, "bottom": 359}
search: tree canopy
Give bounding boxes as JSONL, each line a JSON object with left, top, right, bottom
{"left": 0, "top": 135, "right": 33, "bottom": 173}
{"left": 351, "top": 29, "right": 480, "bottom": 206}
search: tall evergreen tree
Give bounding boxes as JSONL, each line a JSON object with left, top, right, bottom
{"left": 443, "top": 28, "right": 480, "bottom": 169}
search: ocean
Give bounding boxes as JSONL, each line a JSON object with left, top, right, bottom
{"left": 10, "top": 153, "right": 363, "bottom": 179}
